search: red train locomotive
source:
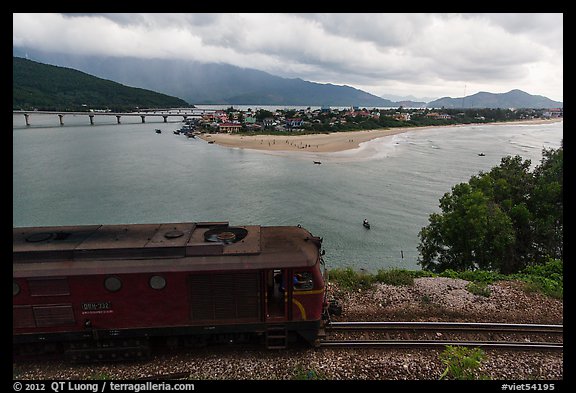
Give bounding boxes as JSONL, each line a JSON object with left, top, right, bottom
{"left": 13, "top": 222, "right": 327, "bottom": 361}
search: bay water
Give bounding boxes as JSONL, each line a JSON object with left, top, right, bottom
{"left": 13, "top": 114, "right": 563, "bottom": 272}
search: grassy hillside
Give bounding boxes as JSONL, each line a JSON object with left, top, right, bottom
{"left": 13, "top": 57, "right": 191, "bottom": 112}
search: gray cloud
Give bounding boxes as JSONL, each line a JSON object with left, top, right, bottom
{"left": 13, "top": 13, "right": 563, "bottom": 101}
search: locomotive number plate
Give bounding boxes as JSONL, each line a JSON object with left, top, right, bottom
{"left": 81, "top": 301, "right": 112, "bottom": 312}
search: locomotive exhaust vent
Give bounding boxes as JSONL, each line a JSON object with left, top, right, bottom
{"left": 25, "top": 231, "right": 72, "bottom": 243}
{"left": 204, "top": 227, "right": 248, "bottom": 244}
{"left": 25, "top": 232, "right": 54, "bottom": 243}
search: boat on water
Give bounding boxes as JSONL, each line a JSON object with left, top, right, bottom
{"left": 155, "top": 129, "right": 162, "bottom": 134}
{"left": 313, "top": 161, "right": 322, "bottom": 165}
{"left": 179, "top": 124, "right": 193, "bottom": 133}
{"left": 478, "top": 152, "right": 485, "bottom": 156}
{"left": 363, "top": 219, "right": 370, "bottom": 229}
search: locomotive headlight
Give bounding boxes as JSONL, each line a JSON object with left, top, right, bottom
{"left": 104, "top": 276, "right": 122, "bottom": 292}
{"left": 149, "top": 275, "right": 167, "bottom": 290}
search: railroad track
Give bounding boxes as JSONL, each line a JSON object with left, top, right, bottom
{"left": 319, "top": 321, "right": 563, "bottom": 351}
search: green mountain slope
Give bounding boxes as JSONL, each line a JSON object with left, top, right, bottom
{"left": 13, "top": 56, "right": 191, "bottom": 111}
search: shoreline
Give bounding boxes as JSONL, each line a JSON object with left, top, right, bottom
{"left": 199, "top": 118, "right": 562, "bottom": 153}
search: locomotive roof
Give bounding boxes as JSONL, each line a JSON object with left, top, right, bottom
{"left": 13, "top": 222, "right": 323, "bottom": 277}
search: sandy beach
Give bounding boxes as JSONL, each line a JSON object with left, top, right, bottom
{"left": 199, "top": 118, "right": 562, "bottom": 153}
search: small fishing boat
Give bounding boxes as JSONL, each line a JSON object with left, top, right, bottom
{"left": 313, "top": 161, "right": 322, "bottom": 165}
{"left": 155, "top": 129, "right": 162, "bottom": 134}
{"left": 478, "top": 152, "right": 485, "bottom": 156}
{"left": 363, "top": 219, "right": 370, "bottom": 229}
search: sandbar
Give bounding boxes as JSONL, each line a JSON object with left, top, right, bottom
{"left": 198, "top": 118, "right": 562, "bottom": 153}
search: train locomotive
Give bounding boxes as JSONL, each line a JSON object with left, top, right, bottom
{"left": 13, "top": 221, "right": 328, "bottom": 361}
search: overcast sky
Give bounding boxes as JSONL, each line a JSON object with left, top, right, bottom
{"left": 13, "top": 13, "right": 563, "bottom": 102}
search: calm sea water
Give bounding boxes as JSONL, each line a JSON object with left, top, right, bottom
{"left": 13, "top": 114, "right": 563, "bottom": 272}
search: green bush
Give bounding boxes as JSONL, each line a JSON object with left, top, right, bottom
{"left": 439, "top": 269, "right": 504, "bottom": 283}
{"left": 520, "top": 275, "right": 563, "bottom": 298}
{"left": 439, "top": 269, "right": 460, "bottom": 279}
{"left": 411, "top": 270, "right": 436, "bottom": 278}
{"left": 465, "top": 281, "right": 491, "bottom": 297}
{"left": 292, "top": 365, "right": 325, "bottom": 380}
{"left": 329, "top": 268, "right": 433, "bottom": 290}
{"left": 515, "top": 259, "right": 563, "bottom": 298}
{"left": 521, "top": 258, "right": 563, "bottom": 279}
{"left": 439, "top": 346, "right": 487, "bottom": 380}
{"left": 327, "top": 261, "right": 562, "bottom": 299}
{"left": 375, "top": 269, "right": 415, "bottom": 286}
{"left": 328, "top": 267, "right": 375, "bottom": 291}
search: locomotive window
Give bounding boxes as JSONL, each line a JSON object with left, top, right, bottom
{"left": 149, "top": 275, "right": 166, "bottom": 290}
{"left": 13, "top": 281, "right": 20, "bottom": 296}
{"left": 104, "top": 276, "right": 122, "bottom": 292}
{"left": 294, "top": 272, "right": 314, "bottom": 291}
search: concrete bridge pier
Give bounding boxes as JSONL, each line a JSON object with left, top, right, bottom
{"left": 163, "top": 115, "right": 168, "bottom": 123}
{"left": 58, "top": 114, "right": 64, "bottom": 126}
{"left": 89, "top": 115, "right": 95, "bottom": 125}
{"left": 116, "top": 115, "right": 121, "bottom": 124}
{"left": 140, "top": 115, "right": 146, "bottom": 123}
{"left": 24, "top": 113, "right": 30, "bottom": 126}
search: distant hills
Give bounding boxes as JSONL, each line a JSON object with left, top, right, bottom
{"left": 428, "top": 89, "right": 562, "bottom": 109}
{"left": 12, "top": 52, "right": 395, "bottom": 107}
{"left": 13, "top": 49, "right": 563, "bottom": 109}
{"left": 13, "top": 57, "right": 190, "bottom": 111}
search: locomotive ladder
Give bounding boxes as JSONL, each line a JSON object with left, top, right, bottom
{"left": 265, "top": 324, "right": 288, "bottom": 349}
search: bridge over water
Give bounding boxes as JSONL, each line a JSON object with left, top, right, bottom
{"left": 13, "top": 109, "right": 216, "bottom": 126}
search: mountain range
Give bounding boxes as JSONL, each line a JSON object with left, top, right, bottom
{"left": 13, "top": 49, "right": 395, "bottom": 107}
{"left": 13, "top": 48, "right": 563, "bottom": 109}
{"left": 427, "top": 90, "right": 562, "bottom": 109}
{"left": 13, "top": 57, "right": 189, "bottom": 111}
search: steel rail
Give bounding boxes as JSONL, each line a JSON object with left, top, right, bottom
{"left": 318, "top": 339, "right": 563, "bottom": 351}
{"left": 326, "top": 321, "right": 563, "bottom": 334}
